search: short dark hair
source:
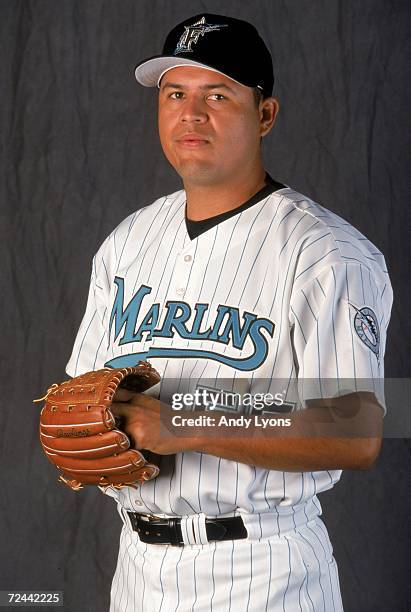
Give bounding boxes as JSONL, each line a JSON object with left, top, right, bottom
{"left": 253, "top": 87, "right": 266, "bottom": 107}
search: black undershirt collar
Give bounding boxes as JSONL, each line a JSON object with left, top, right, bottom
{"left": 185, "top": 172, "right": 286, "bottom": 240}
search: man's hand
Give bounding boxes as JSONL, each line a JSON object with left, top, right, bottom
{"left": 111, "top": 389, "right": 192, "bottom": 455}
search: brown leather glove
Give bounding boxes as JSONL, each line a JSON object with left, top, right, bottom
{"left": 36, "top": 363, "right": 161, "bottom": 491}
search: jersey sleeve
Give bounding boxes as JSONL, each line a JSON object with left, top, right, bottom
{"left": 289, "top": 261, "right": 393, "bottom": 414}
{"left": 65, "top": 254, "right": 110, "bottom": 377}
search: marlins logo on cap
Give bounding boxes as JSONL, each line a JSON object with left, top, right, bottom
{"left": 174, "top": 16, "right": 228, "bottom": 54}
{"left": 134, "top": 13, "right": 275, "bottom": 97}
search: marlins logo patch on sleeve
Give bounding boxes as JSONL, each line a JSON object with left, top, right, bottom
{"left": 351, "top": 303, "right": 380, "bottom": 358}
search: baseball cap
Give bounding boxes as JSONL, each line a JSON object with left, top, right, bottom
{"left": 134, "top": 13, "right": 274, "bottom": 98}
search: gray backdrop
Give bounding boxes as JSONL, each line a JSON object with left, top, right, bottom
{"left": 0, "top": 1, "right": 409, "bottom": 611}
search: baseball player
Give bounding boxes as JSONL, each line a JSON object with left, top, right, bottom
{"left": 65, "top": 13, "right": 393, "bottom": 611}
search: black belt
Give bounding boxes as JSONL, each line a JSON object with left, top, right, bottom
{"left": 127, "top": 512, "right": 247, "bottom": 546}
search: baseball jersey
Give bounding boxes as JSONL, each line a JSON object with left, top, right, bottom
{"left": 66, "top": 180, "right": 393, "bottom": 531}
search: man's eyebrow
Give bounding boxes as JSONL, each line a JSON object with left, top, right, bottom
{"left": 160, "top": 82, "right": 236, "bottom": 93}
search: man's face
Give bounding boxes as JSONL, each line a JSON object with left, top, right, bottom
{"left": 157, "top": 66, "right": 267, "bottom": 186}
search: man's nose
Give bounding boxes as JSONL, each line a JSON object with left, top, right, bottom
{"left": 180, "top": 96, "right": 208, "bottom": 123}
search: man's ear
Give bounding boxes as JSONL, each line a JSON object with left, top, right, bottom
{"left": 260, "top": 97, "right": 280, "bottom": 138}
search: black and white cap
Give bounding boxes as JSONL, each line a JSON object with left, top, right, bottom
{"left": 135, "top": 13, "right": 274, "bottom": 98}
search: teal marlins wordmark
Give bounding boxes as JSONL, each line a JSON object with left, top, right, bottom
{"left": 105, "top": 277, "right": 275, "bottom": 371}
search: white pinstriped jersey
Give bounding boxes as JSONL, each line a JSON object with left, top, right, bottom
{"left": 66, "top": 185, "right": 393, "bottom": 522}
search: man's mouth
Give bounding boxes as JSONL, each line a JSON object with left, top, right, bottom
{"left": 177, "top": 134, "right": 210, "bottom": 147}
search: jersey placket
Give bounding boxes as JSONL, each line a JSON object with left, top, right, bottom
{"left": 147, "top": 236, "right": 198, "bottom": 378}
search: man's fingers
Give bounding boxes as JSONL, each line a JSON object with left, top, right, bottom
{"left": 112, "top": 393, "right": 161, "bottom": 414}
{"left": 113, "top": 388, "right": 138, "bottom": 402}
{"left": 111, "top": 402, "right": 136, "bottom": 417}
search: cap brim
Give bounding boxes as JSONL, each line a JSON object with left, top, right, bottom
{"left": 134, "top": 56, "right": 242, "bottom": 88}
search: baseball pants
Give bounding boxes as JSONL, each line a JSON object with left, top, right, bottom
{"left": 110, "top": 515, "right": 344, "bottom": 611}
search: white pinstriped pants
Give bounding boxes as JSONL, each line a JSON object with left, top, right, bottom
{"left": 110, "top": 515, "right": 344, "bottom": 612}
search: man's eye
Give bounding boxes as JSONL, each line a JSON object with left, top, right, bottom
{"left": 208, "top": 94, "right": 226, "bottom": 101}
{"left": 169, "top": 91, "right": 184, "bottom": 99}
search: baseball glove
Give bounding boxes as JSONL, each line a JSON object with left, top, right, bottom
{"left": 35, "top": 363, "right": 161, "bottom": 491}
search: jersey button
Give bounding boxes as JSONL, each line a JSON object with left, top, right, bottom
{"left": 184, "top": 254, "right": 192, "bottom": 262}
{"left": 135, "top": 501, "right": 143, "bottom": 506}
